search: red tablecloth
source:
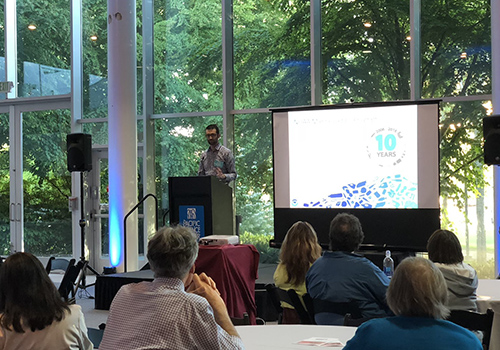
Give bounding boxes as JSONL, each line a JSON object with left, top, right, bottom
{"left": 195, "top": 244, "right": 260, "bottom": 324}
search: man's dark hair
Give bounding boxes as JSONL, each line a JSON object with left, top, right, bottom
{"left": 205, "top": 124, "right": 220, "bottom": 134}
{"left": 329, "top": 213, "right": 364, "bottom": 251}
{"left": 427, "top": 229, "right": 464, "bottom": 264}
{"left": 0, "top": 252, "right": 70, "bottom": 333}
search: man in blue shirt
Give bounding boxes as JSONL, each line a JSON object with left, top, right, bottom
{"left": 306, "top": 213, "right": 391, "bottom": 324}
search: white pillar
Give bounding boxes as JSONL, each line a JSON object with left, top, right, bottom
{"left": 107, "top": 0, "right": 138, "bottom": 272}
{"left": 492, "top": 0, "right": 500, "bottom": 277}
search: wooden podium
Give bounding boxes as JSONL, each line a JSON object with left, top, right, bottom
{"left": 168, "top": 176, "right": 234, "bottom": 237}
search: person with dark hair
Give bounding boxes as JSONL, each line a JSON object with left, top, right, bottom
{"left": 0, "top": 252, "right": 92, "bottom": 350}
{"left": 99, "top": 226, "right": 244, "bottom": 350}
{"left": 306, "top": 213, "right": 391, "bottom": 324}
{"left": 427, "top": 229, "right": 478, "bottom": 311}
{"left": 274, "top": 221, "right": 322, "bottom": 323}
{"left": 198, "top": 124, "right": 237, "bottom": 183}
{"left": 342, "top": 257, "right": 482, "bottom": 350}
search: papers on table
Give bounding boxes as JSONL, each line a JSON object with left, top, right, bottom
{"left": 296, "top": 337, "right": 344, "bottom": 347}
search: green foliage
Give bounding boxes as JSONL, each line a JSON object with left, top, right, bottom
{"left": 155, "top": 116, "right": 222, "bottom": 210}
{"left": 240, "top": 231, "right": 279, "bottom": 264}
{"left": 153, "top": 0, "right": 223, "bottom": 114}
{"left": 464, "top": 258, "right": 496, "bottom": 279}
{"left": 234, "top": 114, "right": 274, "bottom": 236}
{"left": 17, "top": 0, "right": 71, "bottom": 97}
{"left": 0, "top": 109, "right": 72, "bottom": 255}
{"left": 0, "top": 0, "right": 494, "bottom": 269}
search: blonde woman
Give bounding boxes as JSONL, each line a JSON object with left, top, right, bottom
{"left": 273, "top": 221, "right": 322, "bottom": 323}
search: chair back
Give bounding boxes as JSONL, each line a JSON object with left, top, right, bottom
{"left": 88, "top": 327, "right": 104, "bottom": 349}
{"left": 287, "top": 290, "right": 315, "bottom": 324}
{"left": 343, "top": 313, "right": 377, "bottom": 327}
{"left": 447, "top": 308, "right": 494, "bottom": 350}
{"left": 308, "top": 297, "right": 362, "bottom": 325}
{"left": 265, "top": 284, "right": 283, "bottom": 323}
{"left": 231, "top": 312, "right": 251, "bottom": 325}
{"left": 46, "top": 257, "right": 72, "bottom": 274}
{"left": 230, "top": 312, "right": 266, "bottom": 326}
{"left": 57, "top": 259, "right": 82, "bottom": 303}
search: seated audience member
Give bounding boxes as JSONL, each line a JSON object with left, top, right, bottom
{"left": 273, "top": 221, "right": 322, "bottom": 324}
{"left": 99, "top": 226, "right": 244, "bottom": 350}
{"left": 427, "top": 229, "right": 478, "bottom": 311}
{"left": 343, "top": 257, "right": 482, "bottom": 350}
{"left": 306, "top": 213, "right": 391, "bottom": 324}
{"left": 0, "top": 252, "right": 93, "bottom": 350}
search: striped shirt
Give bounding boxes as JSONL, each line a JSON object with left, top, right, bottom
{"left": 99, "top": 277, "right": 244, "bottom": 350}
{"left": 198, "top": 144, "right": 237, "bottom": 183}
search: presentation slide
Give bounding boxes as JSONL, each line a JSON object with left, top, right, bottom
{"left": 273, "top": 102, "right": 439, "bottom": 210}
{"left": 289, "top": 106, "right": 417, "bottom": 209}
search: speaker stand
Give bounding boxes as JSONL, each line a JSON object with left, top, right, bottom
{"left": 76, "top": 171, "right": 100, "bottom": 299}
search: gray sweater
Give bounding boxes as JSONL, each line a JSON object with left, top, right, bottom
{"left": 435, "top": 262, "right": 478, "bottom": 312}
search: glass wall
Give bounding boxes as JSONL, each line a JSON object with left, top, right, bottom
{"left": 421, "top": 0, "right": 491, "bottom": 98}
{"left": 322, "top": 0, "right": 410, "bottom": 103}
{"left": 1, "top": 0, "right": 496, "bottom": 275}
{"left": 83, "top": 0, "right": 108, "bottom": 119}
{"left": 234, "top": 113, "right": 278, "bottom": 262}
{"left": 439, "top": 100, "right": 495, "bottom": 277}
{"left": 23, "top": 109, "right": 72, "bottom": 256}
{"left": 153, "top": 0, "right": 223, "bottom": 114}
{"left": 233, "top": 0, "right": 311, "bottom": 109}
{"left": 155, "top": 116, "right": 222, "bottom": 213}
{"left": 0, "top": 113, "right": 9, "bottom": 254}
{"left": 0, "top": 4, "right": 5, "bottom": 100}
{"left": 16, "top": 0, "right": 71, "bottom": 97}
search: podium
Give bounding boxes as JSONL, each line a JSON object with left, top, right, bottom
{"left": 168, "top": 176, "right": 234, "bottom": 237}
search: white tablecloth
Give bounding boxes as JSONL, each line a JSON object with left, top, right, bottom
{"left": 235, "top": 324, "right": 357, "bottom": 350}
{"left": 477, "top": 279, "right": 500, "bottom": 350}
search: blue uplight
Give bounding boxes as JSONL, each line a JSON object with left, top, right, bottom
{"left": 108, "top": 163, "right": 123, "bottom": 267}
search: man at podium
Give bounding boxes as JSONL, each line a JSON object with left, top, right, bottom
{"left": 198, "top": 124, "right": 237, "bottom": 184}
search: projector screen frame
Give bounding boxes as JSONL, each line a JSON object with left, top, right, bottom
{"left": 271, "top": 100, "right": 441, "bottom": 253}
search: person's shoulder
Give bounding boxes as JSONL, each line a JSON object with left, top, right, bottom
{"left": 437, "top": 319, "right": 483, "bottom": 347}
{"left": 307, "top": 255, "right": 325, "bottom": 269}
{"left": 183, "top": 291, "right": 212, "bottom": 309}
{"left": 219, "top": 145, "right": 233, "bottom": 154}
{"left": 67, "top": 304, "right": 83, "bottom": 314}
{"left": 61, "top": 304, "right": 86, "bottom": 327}
{"left": 358, "top": 316, "right": 390, "bottom": 328}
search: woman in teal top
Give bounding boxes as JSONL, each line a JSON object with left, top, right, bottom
{"left": 273, "top": 221, "right": 322, "bottom": 324}
{"left": 343, "top": 257, "right": 482, "bottom": 350}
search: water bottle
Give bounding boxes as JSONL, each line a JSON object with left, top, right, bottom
{"left": 383, "top": 250, "right": 394, "bottom": 279}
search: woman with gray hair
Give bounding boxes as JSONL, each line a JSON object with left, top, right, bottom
{"left": 343, "top": 257, "right": 482, "bottom": 350}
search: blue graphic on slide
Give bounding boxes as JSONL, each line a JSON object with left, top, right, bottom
{"left": 296, "top": 175, "right": 417, "bottom": 209}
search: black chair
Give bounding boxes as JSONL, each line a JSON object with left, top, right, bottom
{"left": 343, "top": 313, "right": 375, "bottom": 327}
{"left": 265, "top": 283, "right": 311, "bottom": 324}
{"left": 231, "top": 312, "right": 251, "bottom": 325}
{"left": 305, "top": 295, "right": 362, "bottom": 325}
{"left": 447, "top": 308, "right": 494, "bottom": 350}
{"left": 287, "top": 290, "right": 315, "bottom": 324}
{"left": 265, "top": 284, "right": 284, "bottom": 323}
{"left": 230, "top": 312, "right": 265, "bottom": 326}
{"left": 88, "top": 327, "right": 105, "bottom": 349}
{"left": 57, "top": 259, "right": 82, "bottom": 304}
{"left": 46, "top": 257, "right": 73, "bottom": 275}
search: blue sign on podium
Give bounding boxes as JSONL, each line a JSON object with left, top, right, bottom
{"left": 179, "top": 205, "right": 205, "bottom": 238}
